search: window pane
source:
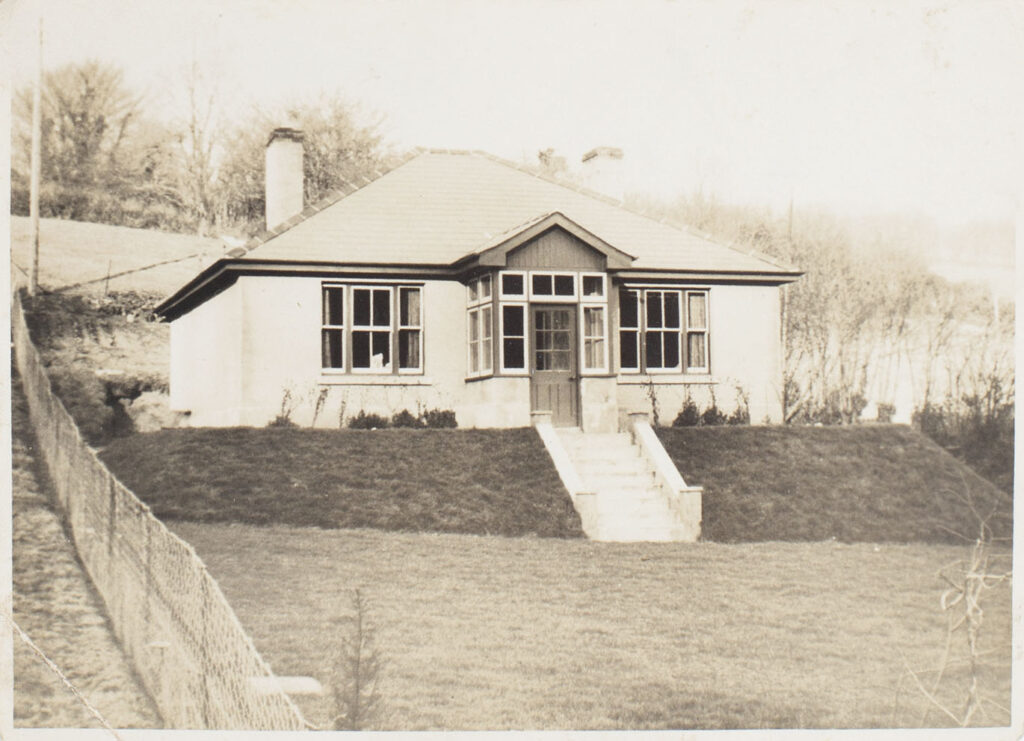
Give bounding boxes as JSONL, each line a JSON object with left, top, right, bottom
{"left": 502, "top": 273, "right": 524, "bottom": 295}
{"left": 646, "top": 331, "right": 663, "bottom": 368}
{"left": 620, "top": 330, "right": 638, "bottom": 369}
{"left": 503, "top": 305, "right": 524, "bottom": 336}
{"left": 646, "top": 292, "right": 663, "bottom": 328}
{"left": 582, "top": 275, "right": 604, "bottom": 297}
{"left": 372, "top": 289, "right": 390, "bottom": 327}
{"left": 371, "top": 331, "right": 391, "bottom": 368}
{"left": 551, "top": 349, "right": 570, "bottom": 370}
{"left": 664, "top": 332, "right": 680, "bottom": 368}
{"left": 532, "top": 274, "right": 553, "bottom": 295}
{"left": 469, "top": 309, "right": 479, "bottom": 342}
{"left": 688, "top": 292, "right": 707, "bottom": 329}
{"left": 481, "top": 337, "right": 492, "bottom": 371}
{"left": 352, "top": 331, "right": 370, "bottom": 367}
{"left": 323, "top": 287, "right": 344, "bottom": 325}
{"left": 399, "top": 329, "right": 420, "bottom": 369}
{"left": 353, "top": 289, "right": 371, "bottom": 326}
{"left": 620, "top": 290, "right": 638, "bottom": 328}
{"left": 469, "top": 341, "right": 479, "bottom": 373}
{"left": 400, "top": 287, "right": 420, "bottom": 326}
{"left": 504, "top": 337, "right": 525, "bottom": 369}
{"left": 480, "top": 275, "right": 491, "bottom": 298}
{"left": 468, "top": 280, "right": 478, "bottom": 303}
{"left": 481, "top": 306, "right": 492, "bottom": 340}
{"left": 584, "top": 306, "right": 604, "bottom": 337}
{"left": 585, "top": 337, "right": 604, "bottom": 369}
{"left": 554, "top": 274, "right": 574, "bottom": 296}
{"left": 322, "top": 329, "right": 343, "bottom": 368}
{"left": 688, "top": 332, "right": 707, "bottom": 369}
{"left": 664, "top": 292, "right": 680, "bottom": 328}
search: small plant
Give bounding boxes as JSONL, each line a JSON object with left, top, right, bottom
{"left": 642, "top": 376, "right": 661, "bottom": 426}
{"left": 331, "top": 588, "right": 384, "bottom": 731}
{"left": 728, "top": 385, "right": 751, "bottom": 425}
{"left": 876, "top": 402, "right": 895, "bottom": 424}
{"left": 268, "top": 389, "right": 297, "bottom": 427}
{"left": 673, "top": 399, "right": 701, "bottom": 427}
{"left": 700, "top": 404, "right": 728, "bottom": 426}
{"left": 311, "top": 388, "right": 329, "bottom": 427}
{"left": 391, "top": 410, "right": 425, "bottom": 428}
{"left": 422, "top": 408, "right": 457, "bottom": 428}
{"left": 347, "top": 411, "right": 390, "bottom": 429}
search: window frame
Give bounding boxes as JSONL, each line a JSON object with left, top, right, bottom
{"left": 498, "top": 270, "right": 527, "bottom": 299}
{"left": 580, "top": 272, "right": 607, "bottom": 303}
{"left": 320, "top": 281, "right": 425, "bottom": 376}
{"left": 321, "top": 284, "right": 346, "bottom": 371}
{"left": 643, "top": 289, "right": 683, "bottom": 374}
{"left": 527, "top": 270, "right": 578, "bottom": 303}
{"left": 499, "top": 301, "right": 529, "bottom": 375}
{"left": 580, "top": 304, "right": 609, "bottom": 374}
{"left": 617, "top": 285, "right": 711, "bottom": 376}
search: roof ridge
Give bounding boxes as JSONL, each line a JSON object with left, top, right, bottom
{"left": 452, "top": 151, "right": 796, "bottom": 273}
{"left": 242, "top": 149, "right": 423, "bottom": 254}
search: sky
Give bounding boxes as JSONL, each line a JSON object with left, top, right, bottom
{"left": 2, "top": 0, "right": 1022, "bottom": 227}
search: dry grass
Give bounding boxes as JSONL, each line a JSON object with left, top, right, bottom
{"left": 10, "top": 215, "right": 222, "bottom": 295}
{"left": 11, "top": 370, "right": 161, "bottom": 729}
{"left": 171, "top": 521, "right": 1012, "bottom": 731}
{"left": 657, "top": 425, "right": 1013, "bottom": 543}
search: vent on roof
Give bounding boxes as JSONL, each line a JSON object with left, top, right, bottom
{"left": 266, "top": 127, "right": 305, "bottom": 231}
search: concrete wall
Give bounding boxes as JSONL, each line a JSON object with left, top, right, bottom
{"left": 170, "top": 276, "right": 784, "bottom": 429}
{"left": 615, "top": 284, "right": 783, "bottom": 425}
{"left": 168, "top": 281, "right": 243, "bottom": 426}
{"left": 235, "top": 275, "right": 467, "bottom": 427}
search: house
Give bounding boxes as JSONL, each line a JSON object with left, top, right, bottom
{"left": 155, "top": 130, "right": 801, "bottom": 433}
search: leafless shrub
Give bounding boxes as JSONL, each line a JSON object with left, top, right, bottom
{"left": 331, "top": 588, "right": 384, "bottom": 730}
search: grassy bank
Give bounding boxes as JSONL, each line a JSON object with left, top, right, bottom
{"left": 171, "top": 521, "right": 1012, "bottom": 730}
{"left": 657, "top": 425, "right": 1012, "bottom": 544}
{"left": 100, "top": 427, "right": 583, "bottom": 538}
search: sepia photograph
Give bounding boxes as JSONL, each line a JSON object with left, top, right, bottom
{"left": 1, "top": 0, "right": 1018, "bottom": 735}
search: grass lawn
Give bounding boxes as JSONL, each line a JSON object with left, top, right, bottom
{"left": 170, "top": 522, "right": 1012, "bottom": 730}
{"left": 100, "top": 427, "right": 583, "bottom": 537}
{"left": 657, "top": 425, "right": 1013, "bottom": 544}
{"left": 11, "top": 215, "right": 222, "bottom": 294}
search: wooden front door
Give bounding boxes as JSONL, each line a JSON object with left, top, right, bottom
{"left": 530, "top": 305, "right": 579, "bottom": 426}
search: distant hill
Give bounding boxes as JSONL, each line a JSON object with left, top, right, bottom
{"left": 10, "top": 216, "right": 225, "bottom": 296}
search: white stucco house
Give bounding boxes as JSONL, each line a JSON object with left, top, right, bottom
{"left": 155, "top": 129, "right": 801, "bottom": 432}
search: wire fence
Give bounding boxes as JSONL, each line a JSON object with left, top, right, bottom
{"left": 11, "top": 286, "right": 308, "bottom": 731}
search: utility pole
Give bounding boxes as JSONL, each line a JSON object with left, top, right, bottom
{"left": 29, "top": 14, "right": 43, "bottom": 295}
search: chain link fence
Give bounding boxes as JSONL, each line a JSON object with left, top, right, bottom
{"left": 12, "top": 288, "right": 309, "bottom": 730}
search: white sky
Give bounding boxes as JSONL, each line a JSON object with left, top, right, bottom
{"left": 2, "top": 0, "right": 1022, "bottom": 226}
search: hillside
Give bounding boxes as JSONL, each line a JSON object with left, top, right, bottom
{"left": 99, "top": 427, "right": 584, "bottom": 538}
{"left": 657, "top": 425, "right": 1012, "bottom": 544}
{"left": 10, "top": 216, "right": 223, "bottom": 295}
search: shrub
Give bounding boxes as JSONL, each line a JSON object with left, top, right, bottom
{"left": 422, "top": 409, "right": 457, "bottom": 429}
{"left": 347, "top": 411, "right": 390, "bottom": 429}
{"left": 701, "top": 405, "right": 728, "bottom": 426}
{"left": 331, "top": 589, "right": 384, "bottom": 730}
{"left": 673, "top": 400, "right": 701, "bottom": 427}
{"left": 391, "top": 410, "right": 425, "bottom": 429}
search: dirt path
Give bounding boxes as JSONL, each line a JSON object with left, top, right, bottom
{"left": 11, "top": 368, "right": 162, "bottom": 729}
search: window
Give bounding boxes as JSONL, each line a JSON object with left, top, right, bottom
{"left": 321, "top": 285, "right": 345, "bottom": 369}
{"left": 582, "top": 306, "right": 607, "bottom": 371}
{"left": 619, "top": 288, "right": 709, "bottom": 374}
{"left": 645, "top": 290, "right": 681, "bottom": 371}
{"left": 398, "top": 287, "right": 422, "bottom": 372}
{"left": 467, "top": 275, "right": 494, "bottom": 377}
{"left": 581, "top": 273, "right": 605, "bottom": 299}
{"left": 685, "top": 291, "right": 708, "bottom": 372}
{"left": 501, "top": 304, "right": 526, "bottom": 371}
{"left": 321, "top": 283, "right": 423, "bottom": 374}
{"left": 619, "top": 289, "right": 640, "bottom": 372}
{"left": 500, "top": 271, "right": 526, "bottom": 297}
{"left": 529, "top": 271, "right": 576, "bottom": 300}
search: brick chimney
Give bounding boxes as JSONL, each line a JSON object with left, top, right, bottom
{"left": 265, "top": 127, "right": 305, "bottom": 230}
{"left": 581, "top": 146, "right": 625, "bottom": 202}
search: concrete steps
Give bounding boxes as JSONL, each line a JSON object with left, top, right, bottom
{"left": 557, "top": 428, "right": 687, "bottom": 542}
